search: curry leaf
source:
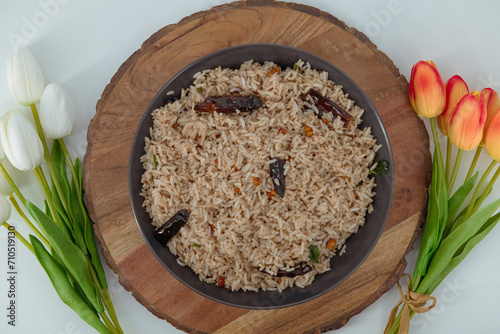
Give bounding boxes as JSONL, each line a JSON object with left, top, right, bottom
{"left": 309, "top": 245, "right": 320, "bottom": 263}
{"left": 370, "top": 160, "right": 389, "bottom": 176}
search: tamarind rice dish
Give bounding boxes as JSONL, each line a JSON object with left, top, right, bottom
{"left": 140, "top": 60, "right": 382, "bottom": 292}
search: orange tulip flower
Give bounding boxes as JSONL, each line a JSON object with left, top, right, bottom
{"left": 448, "top": 91, "right": 487, "bottom": 151}
{"left": 409, "top": 61, "right": 446, "bottom": 118}
{"left": 484, "top": 109, "right": 500, "bottom": 161}
{"left": 437, "top": 75, "right": 468, "bottom": 136}
{"left": 480, "top": 88, "right": 500, "bottom": 145}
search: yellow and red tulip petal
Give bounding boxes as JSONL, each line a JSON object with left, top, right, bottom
{"left": 437, "top": 75, "right": 469, "bottom": 136}
{"left": 448, "top": 92, "right": 487, "bottom": 151}
{"left": 480, "top": 88, "right": 500, "bottom": 145}
{"left": 408, "top": 61, "right": 446, "bottom": 118}
{"left": 484, "top": 109, "right": 500, "bottom": 161}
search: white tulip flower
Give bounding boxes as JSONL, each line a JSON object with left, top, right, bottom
{"left": 0, "top": 111, "right": 44, "bottom": 171}
{"left": 0, "top": 196, "right": 11, "bottom": 222}
{"left": 7, "top": 47, "right": 45, "bottom": 106}
{"left": 0, "top": 137, "right": 4, "bottom": 162}
{"left": 39, "top": 83, "right": 75, "bottom": 139}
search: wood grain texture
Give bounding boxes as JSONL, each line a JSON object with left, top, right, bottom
{"left": 83, "top": 1, "right": 431, "bottom": 333}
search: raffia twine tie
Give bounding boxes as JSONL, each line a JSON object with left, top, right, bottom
{"left": 383, "top": 274, "right": 437, "bottom": 334}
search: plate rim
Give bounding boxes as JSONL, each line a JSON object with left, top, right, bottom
{"left": 128, "top": 43, "right": 395, "bottom": 309}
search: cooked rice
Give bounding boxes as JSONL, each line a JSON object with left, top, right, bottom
{"left": 140, "top": 60, "right": 380, "bottom": 292}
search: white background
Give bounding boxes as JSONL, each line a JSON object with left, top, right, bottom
{"left": 0, "top": 0, "right": 499, "bottom": 333}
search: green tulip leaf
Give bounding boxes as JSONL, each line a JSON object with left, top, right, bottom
{"left": 413, "top": 149, "right": 448, "bottom": 286}
{"left": 83, "top": 217, "right": 107, "bottom": 290}
{"left": 50, "top": 178, "right": 73, "bottom": 229}
{"left": 66, "top": 270, "right": 98, "bottom": 316}
{"left": 72, "top": 156, "right": 107, "bottom": 290}
{"left": 424, "top": 211, "right": 500, "bottom": 294}
{"left": 27, "top": 201, "right": 103, "bottom": 313}
{"left": 446, "top": 172, "right": 478, "bottom": 228}
{"left": 450, "top": 212, "right": 500, "bottom": 267}
{"left": 44, "top": 200, "right": 52, "bottom": 219}
{"left": 51, "top": 140, "right": 71, "bottom": 213}
{"left": 30, "top": 236, "right": 110, "bottom": 334}
{"left": 417, "top": 198, "right": 500, "bottom": 294}
{"left": 448, "top": 186, "right": 492, "bottom": 235}
{"left": 65, "top": 176, "right": 88, "bottom": 257}
{"left": 75, "top": 157, "right": 83, "bottom": 189}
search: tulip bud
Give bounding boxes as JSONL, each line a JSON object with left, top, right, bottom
{"left": 408, "top": 60, "right": 446, "bottom": 118}
{"left": 0, "top": 111, "right": 44, "bottom": 171}
{"left": 437, "top": 75, "right": 469, "bottom": 136}
{"left": 448, "top": 91, "right": 487, "bottom": 151}
{"left": 0, "top": 196, "right": 11, "bottom": 222}
{"left": 480, "top": 88, "right": 500, "bottom": 145}
{"left": 39, "top": 83, "right": 76, "bottom": 139}
{"left": 0, "top": 164, "right": 15, "bottom": 196}
{"left": 484, "top": 109, "right": 500, "bottom": 161}
{"left": 7, "top": 47, "right": 45, "bottom": 106}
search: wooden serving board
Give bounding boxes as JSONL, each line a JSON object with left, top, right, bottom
{"left": 83, "top": 1, "right": 431, "bottom": 333}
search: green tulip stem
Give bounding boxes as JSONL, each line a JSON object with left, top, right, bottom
{"left": 99, "top": 311, "right": 118, "bottom": 334}
{"left": 430, "top": 118, "right": 443, "bottom": 166}
{"left": 30, "top": 104, "right": 70, "bottom": 217}
{"left": 472, "top": 163, "right": 500, "bottom": 214}
{"left": 30, "top": 104, "right": 51, "bottom": 159}
{"left": 447, "top": 149, "right": 464, "bottom": 196}
{"left": 464, "top": 159, "right": 498, "bottom": 221}
{"left": 0, "top": 163, "right": 26, "bottom": 207}
{"left": 465, "top": 146, "right": 483, "bottom": 182}
{"left": 85, "top": 256, "right": 123, "bottom": 334}
{"left": 445, "top": 138, "right": 452, "bottom": 183}
{"left": 102, "top": 288, "right": 123, "bottom": 334}
{"left": 35, "top": 165, "right": 51, "bottom": 197}
{"left": 2, "top": 222, "right": 34, "bottom": 254}
{"left": 33, "top": 166, "right": 67, "bottom": 234}
{"left": 9, "top": 194, "right": 50, "bottom": 248}
{"left": 58, "top": 139, "right": 80, "bottom": 194}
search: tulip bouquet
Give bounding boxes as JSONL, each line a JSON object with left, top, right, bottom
{"left": 384, "top": 61, "right": 500, "bottom": 333}
{"left": 1, "top": 48, "right": 123, "bottom": 334}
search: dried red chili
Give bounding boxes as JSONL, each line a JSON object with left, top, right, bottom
{"left": 269, "top": 158, "right": 286, "bottom": 198}
{"left": 153, "top": 210, "right": 190, "bottom": 245}
{"left": 302, "top": 89, "right": 353, "bottom": 124}
{"left": 194, "top": 95, "right": 263, "bottom": 113}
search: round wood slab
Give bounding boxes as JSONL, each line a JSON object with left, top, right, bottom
{"left": 83, "top": 1, "right": 431, "bottom": 333}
